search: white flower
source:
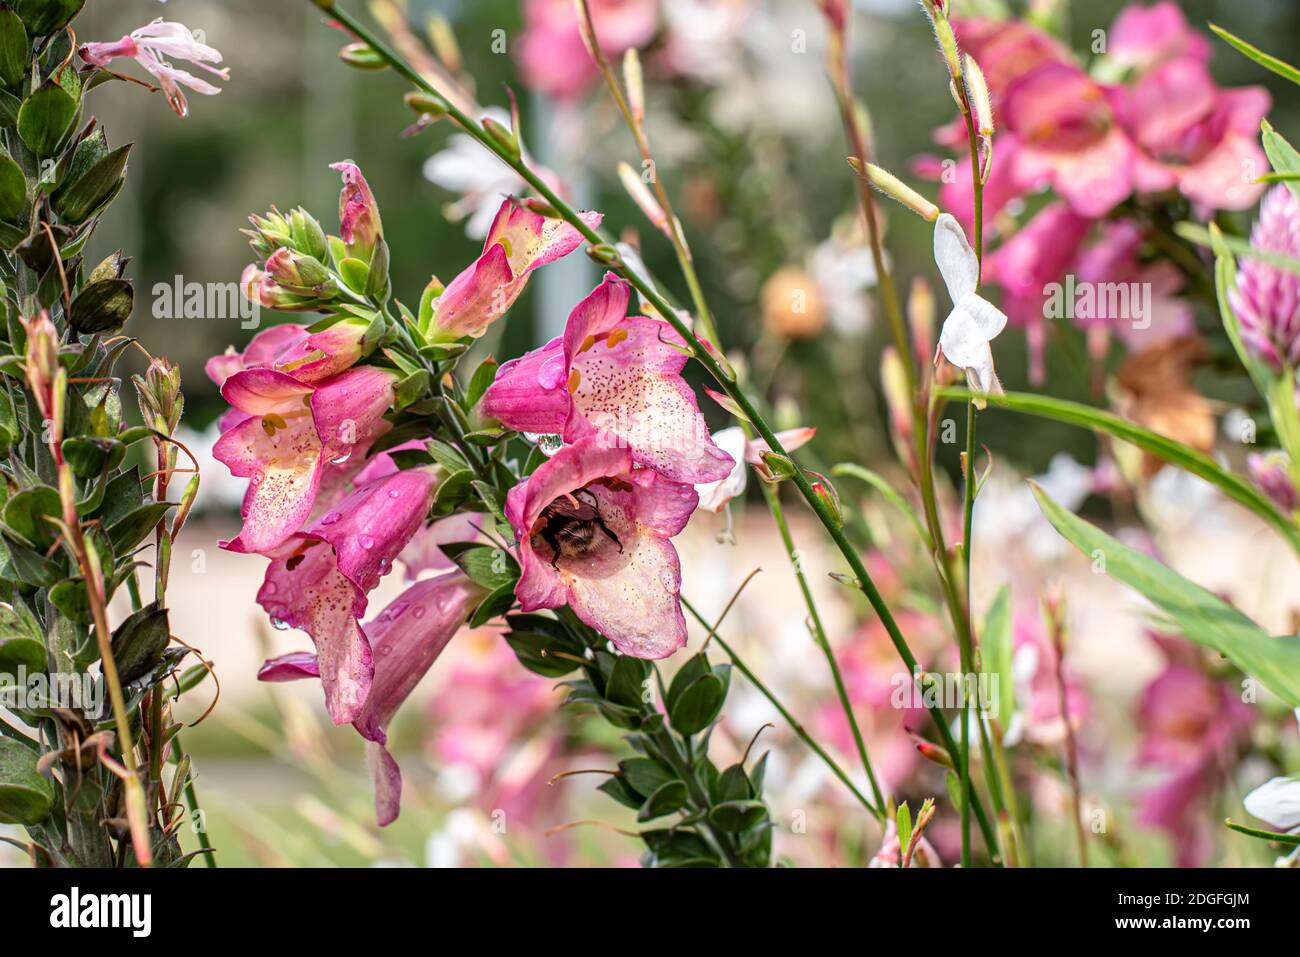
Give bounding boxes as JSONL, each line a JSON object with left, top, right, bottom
{"left": 694, "top": 426, "right": 817, "bottom": 513}
{"left": 422, "top": 108, "right": 525, "bottom": 239}
{"left": 79, "top": 19, "right": 228, "bottom": 118}
{"left": 934, "top": 213, "right": 1006, "bottom": 401}
{"left": 1243, "top": 776, "right": 1300, "bottom": 832}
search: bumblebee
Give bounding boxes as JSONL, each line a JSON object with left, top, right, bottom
{"left": 531, "top": 488, "right": 622, "bottom": 565}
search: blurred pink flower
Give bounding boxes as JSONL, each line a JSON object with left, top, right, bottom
{"left": 1001, "top": 62, "right": 1135, "bottom": 217}
{"left": 1007, "top": 608, "right": 1087, "bottom": 748}
{"left": 482, "top": 273, "right": 734, "bottom": 484}
{"left": 984, "top": 202, "right": 1093, "bottom": 382}
{"left": 1247, "top": 451, "right": 1298, "bottom": 513}
{"left": 1134, "top": 641, "right": 1254, "bottom": 866}
{"left": 1118, "top": 56, "right": 1270, "bottom": 211}
{"left": 951, "top": 17, "right": 1072, "bottom": 109}
{"left": 1074, "top": 221, "right": 1195, "bottom": 350}
{"left": 517, "top": 0, "right": 660, "bottom": 100}
{"left": 79, "top": 19, "right": 228, "bottom": 118}
{"left": 1107, "top": 1, "right": 1211, "bottom": 77}
{"left": 1229, "top": 184, "right": 1300, "bottom": 369}
{"left": 506, "top": 435, "right": 697, "bottom": 658}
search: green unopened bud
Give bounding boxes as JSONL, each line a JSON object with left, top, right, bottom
{"left": 847, "top": 158, "right": 939, "bottom": 222}
{"left": 758, "top": 449, "right": 797, "bottom": 482}
{"left": 964, "top": 55, "right": 994, "bottom": 139}
{"left": 585, "top": 243, "right": 623, "bottom": 267}
{"left": 481, "top": 117, "right": 520, "bottom": 161}
{"left": 266, "top": 247, "right": 333, "bottom": 292}
{"left": 339, "top": 42, "right": 388, "bottom": 70}
{"left": 133, "top": 357, "right": 184, "bottom": 436}
{"left": 289, "top": 207, "right": 328, "bottom": 262}
{"left": 806, "top": 470, "right": 843, "bottom": 528}
{"left": 404, "top": 91, "right": 449, "bottom": 118}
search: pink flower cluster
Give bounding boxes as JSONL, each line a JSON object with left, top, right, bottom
{"left": 917, "top": 2, "right": 1270, "bottom": 379}
{"left": 214, "top": 165, "right": 602, "bottom": 824}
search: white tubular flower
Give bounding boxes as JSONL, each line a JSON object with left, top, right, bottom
{"left": 934, "top": 213, "right": 1006, "bottom": 403}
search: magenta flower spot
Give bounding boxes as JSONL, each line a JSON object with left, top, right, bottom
{"left": 433, "top": 198, "right": 603, "bottom": 340}
{"left": 483, "top": 273, "right": 734, "bottom": 483}
{"left": 505, "top": 435, "right": 696, "bottom": 658}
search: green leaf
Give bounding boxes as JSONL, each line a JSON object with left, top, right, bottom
{"left": 109, "top": 602, "right": 171, "bottom": 685}
{"left": 449, "top": 544, "right": 518, "bottom": 592}
{"left": 620, "top": 757, "right": 675, "bottom": 798}
{"left": 710, "top": 799, "right": 767, "bottom": 833}
{"left": 503, "top": 613, "right": 585, "bottom": 678}
{"left": 468, "top": 581, "right": 514, "bottom": 628}
{"left": 1175, "top": 221, "right": 1300, "bottom": 276}
{"left": 1224, "top": 818, "right": 1300, "bottom": 846}
{"left": 0, "top": 600, "right": 44, "bottom": 678}
{"left": 14, "top": 0, "right": 84, "bottom": 36}
{"left": 1262, "top": 120, "right": 1300, "bottom": 202}
{"left": 940, "top": 387, "right": 1300, "bottom": 555}
{"left": 107, "top": 501, "right": 172, "bottom": 554}
{"left": 465, "top": 355, "right": 498, "bottom": 409}
{"left": 1209, "top": 227, "right": 1276, "bottom": 400}
{"left": 980, "top": 585, "right": 1015, "bottom": 728}
{"left": 0, "top": 737, "right": 53, "bottom": 825}
{"left": 605, "top": 654, "right": 650, "bottom": 709}
{"left": 3, "top": 485, "right": 61, "bottom": 550}
{"left": 1031, "top": 482, "right": 1300, "bottom": 707}
{"left": 17, "top": 82, "right": 75, "bottom": 156}
{"left": 52, "top": 143, "right": 131, "bottom": 226}
{"left": 832, "top": 462, "right": 932, "bottom": 549}
{"left": 0, "top": 9, "right": 28, "bottom": 89}
{"left": 596, "top": 775, "right": 642, "bottom": 810}
{"left": 896, "top": 802, "right": 913, "bottom": 855}
{"left": 0, "top": 152, "right": 24, "bottom": 222}
{"left": 1209, "top": 24, "right": 1300, "bottom": 85}
{"left": 668, "top": 673, "right": 726, "bottom": 735}
{"left": 637, "top": 780, "right": 688, "bottom": 821}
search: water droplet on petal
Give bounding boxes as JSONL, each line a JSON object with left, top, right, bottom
{"left": 359, "top": 535, "right": 375, "bottom": 550}
{"left": 388, "top": 488, "right": 401, "bottom": 499}
{"left": 271, "top": 617, "right": 291, "bottom": 631}
{"left": 411, "top": 606, "right": 426, "bottom": 619}
{"left": 330, "top": 450, "right": 352, "bottom": 465}
{"left": 321, "top": 512, "right": 342, "bottom": 526}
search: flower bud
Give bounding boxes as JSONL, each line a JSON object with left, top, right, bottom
{"left": 964, "top": 55, "right": 994, "bottom": 139}
{"left": 1247, "top": 451, "right": 1298, "bottom": 512}
{"left": 847, "top": 158, "right": 939, "bottom": 222}
{"left": 22, "top": 311, "right": 61, "bottom": 424}
{"left": 134, "top": 357, "right": 184, "bottom": 435}
{"left": 404, "top": 91, "right": 449, "bottom": 119}
{"left": 265, "top": 247, "right": 334, "bottom": 294}
{"left": 806, "top": 470, "right": 844, "bottom": 528}
{"left": 289, "top": 207, "right": 329, "bottom": 262}
{"left": 881, "top": 346, "right": 915, "bottom": 470}
{"left": 339, "top": 42, "right": 388, "bottom": 70}
{"left": 330, "top": 160, "right": 383, "bottom": 264}
{"left": 909, "top": 276, "right": 936, "bottom": 361}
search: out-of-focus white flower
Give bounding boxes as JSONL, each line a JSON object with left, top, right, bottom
{"left": 934, "top": 213, "right": 1007, "bottom": 400}
{"left": 811, "top": 232, "right": 877, "bottom": 336}
{"left": 974, "top": 453, "right": 1095, "bottom": 564}
{"left": 1243, "top": 776, "right": 1300, "bottom": 832}
{"left": 422, "top": 108, "right": 526, "bottom": 239}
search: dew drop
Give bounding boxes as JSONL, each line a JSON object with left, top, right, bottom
{"left": 411, "top": 606, "right": 426, "bottom": 620}
{"left": 271, "top": 617, "right": 291, "bottom": 631}
{"left": 330, "top": 450, "right": 352, "bottom": 466}
{"left": 359, "top": 534, "right": 375, "bottom": 550}
{"left": 321, "top": 512, "right": 342, "bottom": 526}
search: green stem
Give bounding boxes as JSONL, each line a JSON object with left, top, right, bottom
{"left": 171, "top": 735, "right": 216, "bottom": 867}
{"left": 682, "top": 598, "right": 882, "bottom": 821}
